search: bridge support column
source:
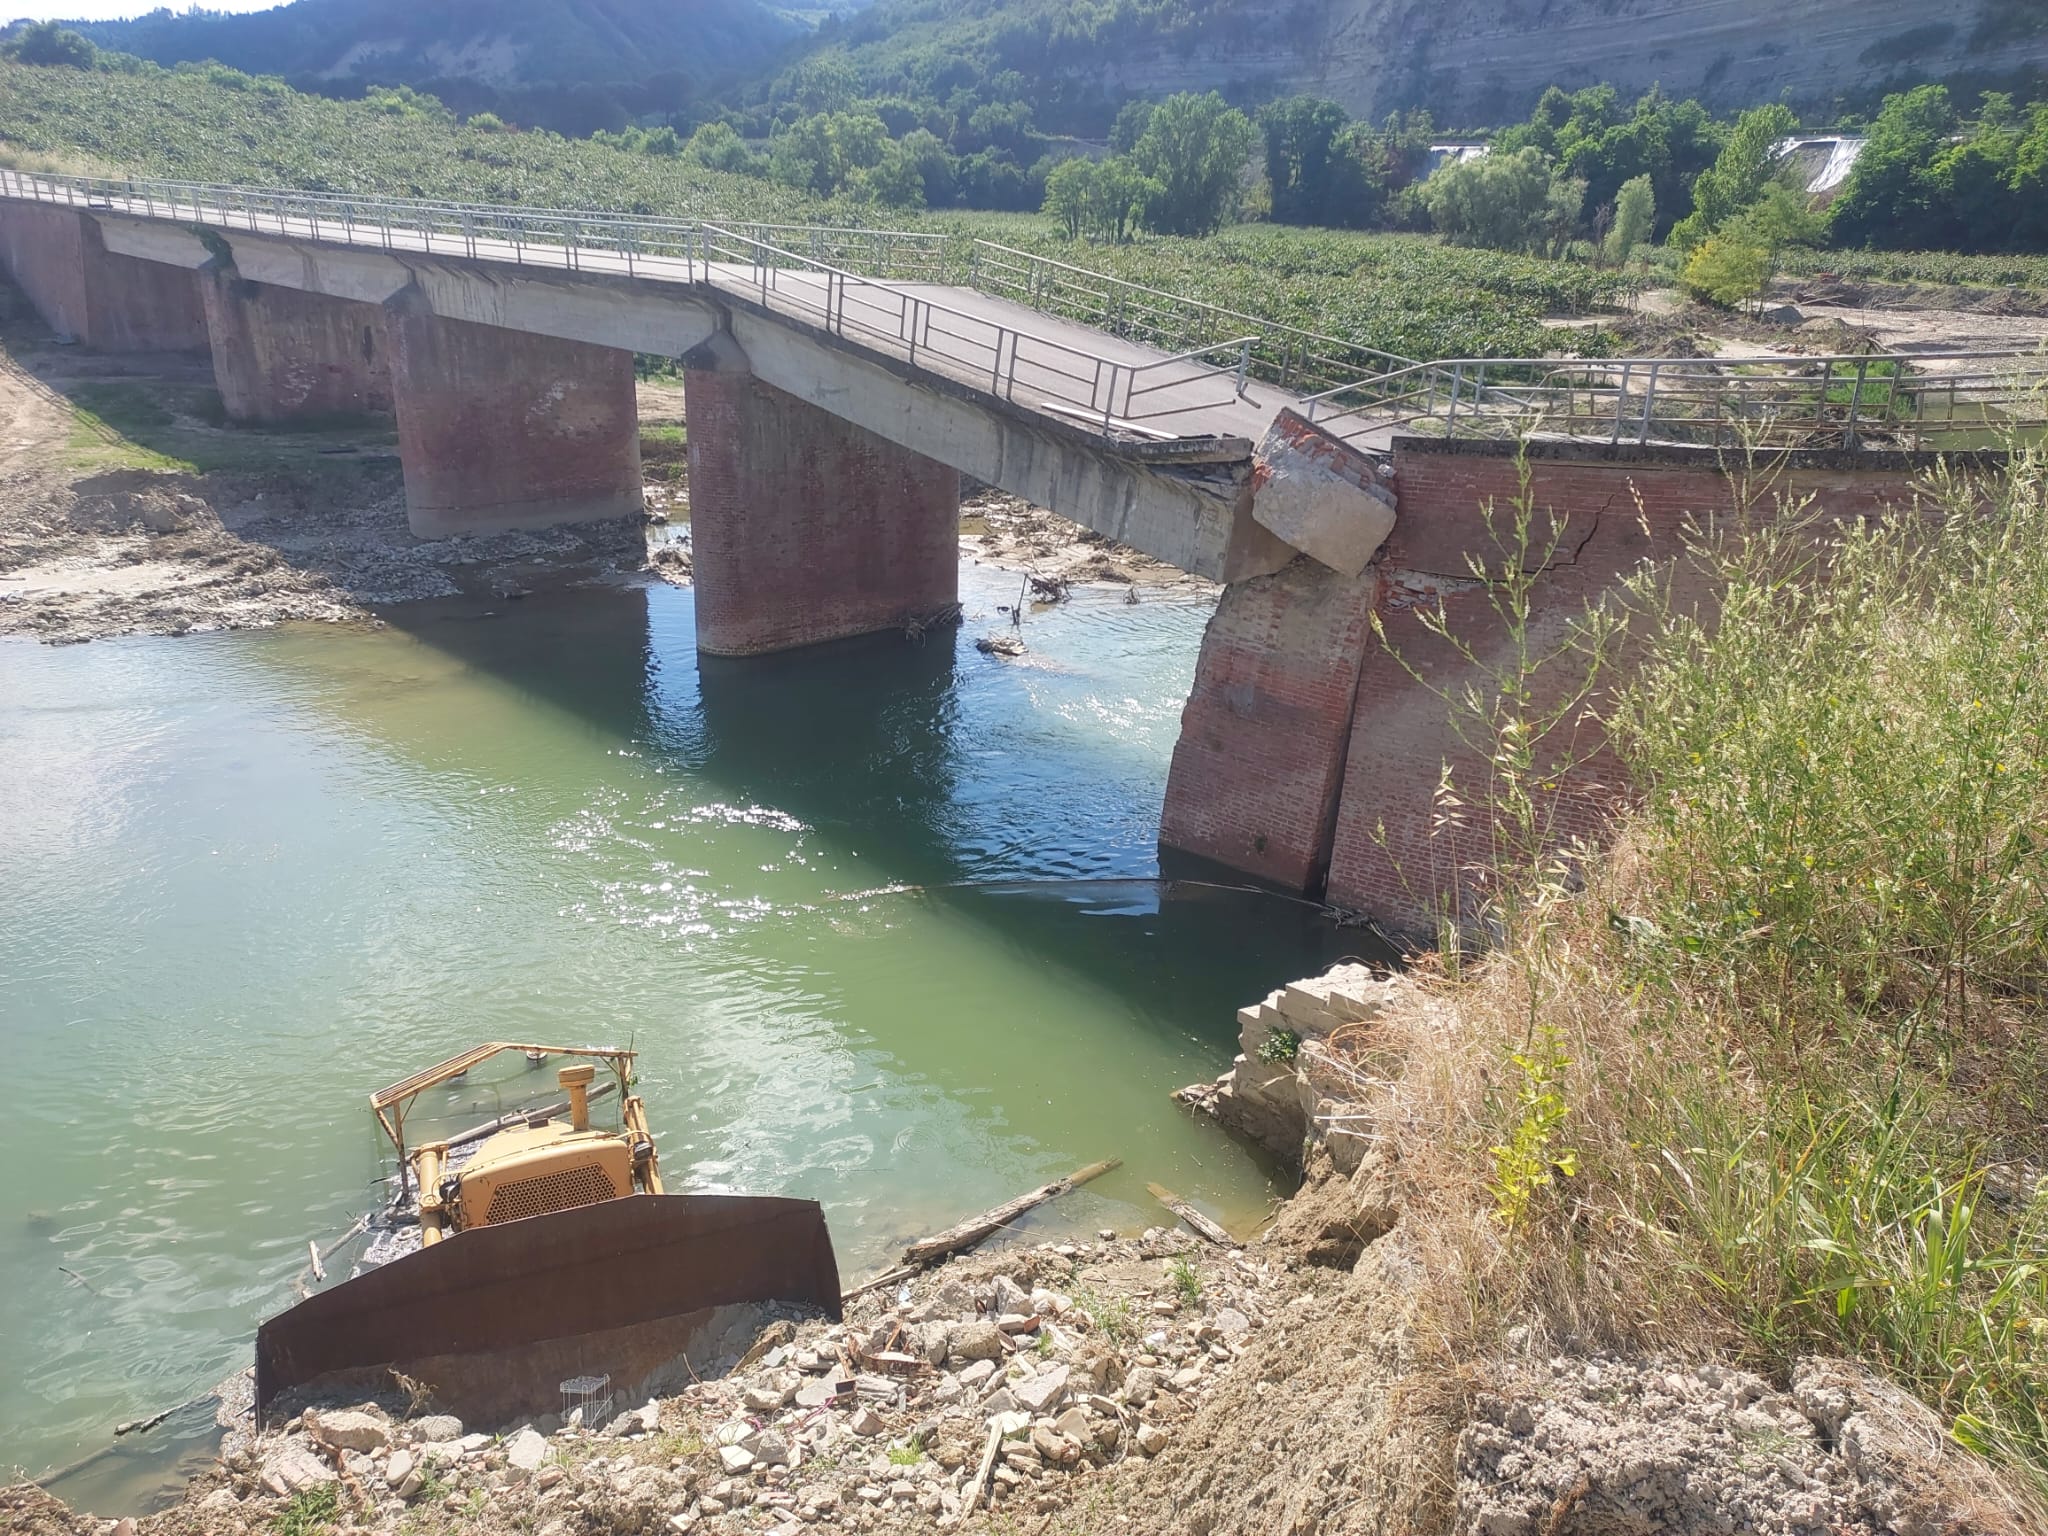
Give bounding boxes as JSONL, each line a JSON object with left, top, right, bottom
{"left": 1159, "top": 557, "right": 1382, "bottom": 896}
{"left": 200, "top": 270, "right": 392, "bottom": 423}
{"left": 0, "top": 203, "right": 206, "bottom": 350}
{"left": 384, "top": 303, "right": 641, "bottom": 537}
{"left": 684, "top": 362, "right": 960, "bottom": 656}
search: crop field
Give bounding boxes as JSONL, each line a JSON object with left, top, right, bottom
{"left": 0, "top": 58, "right": 1640, "bottom": 365}
{"left": 1779, "top": 245, "right": 2048, "bottom": 291}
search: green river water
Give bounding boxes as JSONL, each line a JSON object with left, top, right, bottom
{"left": 0, "top": 564, "right": 1370, "bottom": 1507}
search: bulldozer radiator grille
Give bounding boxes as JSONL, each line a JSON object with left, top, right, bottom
{"left": 482, "top": 1163, "right": 623, "bottom": 1226}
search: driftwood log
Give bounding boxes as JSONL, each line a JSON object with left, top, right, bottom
{"left": 898, "top": 1158, "right": 1121, "bottom": 1267}
{"left": 1147, "top": 1181, "right": 1233, "bottom": 1246}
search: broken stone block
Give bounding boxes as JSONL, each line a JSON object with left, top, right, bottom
{"left": 506, "top": 1428, "right": 547, "bottom": 1477}
{"left": 307, "top": 1409, "right": 389, "bottom": 1454}
{"left": 1012, "top": 1365, "right": 1069, "bottom": 1415}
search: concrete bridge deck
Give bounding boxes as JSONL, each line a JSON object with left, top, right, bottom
{"left": 0, "top": 170, "right": 1358, "bottom": 585}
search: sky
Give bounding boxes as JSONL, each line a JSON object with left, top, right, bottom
{"left": 10, "top": 0, "right": 280, "bottom": 19}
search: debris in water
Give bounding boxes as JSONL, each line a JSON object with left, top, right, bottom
{"left": 976, "top": 634, "right": 1027, "bottom": 658}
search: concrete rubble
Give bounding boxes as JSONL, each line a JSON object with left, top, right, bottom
{"left": 207, "top": 1228, "right": 1276, "bottom": 1536}
{"left": 1176, "top": 961, "right": 1405, "bottom": 1168}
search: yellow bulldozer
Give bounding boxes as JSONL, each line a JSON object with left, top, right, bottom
{"left": 254, "top": 1043, "right": 841, "bottom": 1427}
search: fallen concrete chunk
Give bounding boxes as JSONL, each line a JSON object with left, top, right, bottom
{"left": 1247, "top": 409, "right": 1397, "bottom": 577}
{"left": 717, "top": 1445, "right": 756, "bottom": 1475}
{"left": 307, "top": 1408, "right": 389, "bottom": 1454}
{"left": 413, "top": 1415, "right": 463, "bottom": 1443}
{"left": 1013, "top": 1365, "right": 1069, "bottom": 1415}
{"left": 260, "top": 1443, "right": 337, "bottom": 1495}
{"left": 506, "top": 1428, "right": 547, "bottom": 1476}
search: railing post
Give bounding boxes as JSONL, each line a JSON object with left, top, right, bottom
{"left": 1445, "top": 364, "right": 1464, "bottom": 437}
{"left": 1611, "top": 361, "right": 1632, "bottom": 445}
{"left": 1236, "top": 340, "right": 1250, "bottom": 398}
{"left": 1845, "top": 359, "right": 1868, "bottom": 449}
{"left": 1638, "top": 362, "right": 1660, "bottom": 445}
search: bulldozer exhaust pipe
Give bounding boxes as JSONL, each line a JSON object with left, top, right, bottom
{"left": 558, "top": 1063, "right": 596, "bottom": 1132}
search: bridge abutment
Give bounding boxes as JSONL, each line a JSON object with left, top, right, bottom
{"left": 0, "top": 204, "right": 206, "bottom": 351}
{"left": 200, "top": 270, "right": 392, "bottom": 423}
{"left": 683, "top": 362, "right": 960, "bottom": 657}
{"left": 384, "top": 303, "right": 642, "bottom": 538}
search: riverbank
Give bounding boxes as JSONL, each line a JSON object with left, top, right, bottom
{"left": 0, "top": 308, "right": 1193, "bottom": 647}
{"left": 9, "top": 973, "right": 2022, "bottom": 1536}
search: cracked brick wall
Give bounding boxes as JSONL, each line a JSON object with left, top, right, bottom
{"left": 1318, "top": 440, "right": 1952, "bottom": 934}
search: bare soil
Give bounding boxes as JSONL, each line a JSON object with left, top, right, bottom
{"left": 0, "top": 324, "right": 651, "bottom": 645}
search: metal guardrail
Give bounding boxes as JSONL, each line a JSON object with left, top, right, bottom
{"left": 966, "top": 240, "right": 1421, "bottom": 398}
{"left": 0, "top": 170, "right": 1255, "bottom": 439}
{"left": 1300, "top": 350, "right": 2048, "bottom": 451}
{"left": 8, "top": 169, "right": 2039, "bottom": 454}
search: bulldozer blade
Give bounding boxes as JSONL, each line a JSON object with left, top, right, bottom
{"left": 255, "top": 1193, "right": 840, "bottom": 1427}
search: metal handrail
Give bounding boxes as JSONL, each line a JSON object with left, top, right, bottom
{"left": 968, "top": 238, "right": 1422, "bottom": 394}
{"left": 694, "top": 222, "right": 1255, "bottom": 430}
{"left": 1298, "top": 347, "right": 2048, "bottom": 451}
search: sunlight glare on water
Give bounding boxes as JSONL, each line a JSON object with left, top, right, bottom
{"left": 0, "top": 564, "right": 1368, "bottom": 1505}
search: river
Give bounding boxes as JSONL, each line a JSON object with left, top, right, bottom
{"left": 0, "top": 563, "right": 1370, "bottom": 1507}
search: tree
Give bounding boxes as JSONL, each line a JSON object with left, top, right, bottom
{"left": 858, "top": 141, "right": 927, "bottom": 210}
{"left": 1604, "top": 174, "right": 1656, "bottom": 265}
{"left": 1499, "top": 85, "right": 1722, "bottom": 241}
{"left": 1669, "top": 102, "right": 1798, "bottom": 251}
{"left": 5, "top": 21, "right": 97, "bottom": 68}
{"left": 1260, "top": 96, "right": 1350, "bottom": 225}
{"left": 768, "top": 114, "right": 840, "bottom": 195}
{"left": 1087, "top": 159, "right": 1152, "bottom": 242}
{"left": 686, "top": 122, "right": 759, "bottom": 176}
{"left": 1423, "top": 146, "right": 1553, "bottom": 252}
{"left": 1827, "top": 86, "right": 1957, "bottom": 250}
{"left": 1681, "top": 235, "right": 1772, "bottom": 313}
{"left": 1042, "top": 155, "right": 1093, "bottom": 238}
{"left": 1130, "top": 92, "right": 1257, "bottom": 236}
{"left": 896, "top": 129, "right": 957, "bottom": 208}
{"left": 1543, "top": 174, "right": 1587, "bottom": 257}
{"left": 1108, "top": 99, "right": 1154, "bottom": 154}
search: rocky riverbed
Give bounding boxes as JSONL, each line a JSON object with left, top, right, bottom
{"left": 0, "top": 298, "right": 1187, "bottom": 647}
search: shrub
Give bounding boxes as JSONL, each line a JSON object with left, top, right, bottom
{"left": 1681, "top": 234, "right": 1771, "bottom": 310}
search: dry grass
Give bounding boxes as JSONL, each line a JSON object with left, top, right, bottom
{"left": 1344, "top": 446, "right": 2048, "bottom": 1509}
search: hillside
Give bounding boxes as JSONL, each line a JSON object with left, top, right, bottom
{"left": 805, "top": 0, "right": 2048, "bottom": 132}
{"left": 74, "top": 0, "right": 803, "bottom": 97}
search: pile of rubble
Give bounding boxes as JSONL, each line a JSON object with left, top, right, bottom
{"left": 1177, "top": 962, "right": 1408, "bottom": 1171}
{"left": 211, "top": 1229, "right": 1282, "bottom": 1536}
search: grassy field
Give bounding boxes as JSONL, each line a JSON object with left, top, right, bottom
{"left": 0, "top": 58, "right": 1641, "bottom": 364}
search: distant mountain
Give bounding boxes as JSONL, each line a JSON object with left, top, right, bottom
{"left": 803, "top": 0, "right": 2048, "bottom": 133}
{"left": 74, "top": 0, "right": 804, "bottom": 95}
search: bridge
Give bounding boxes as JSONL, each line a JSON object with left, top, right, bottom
{"left": 0, "top": 171, "right": 2028, "bottom": 934}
